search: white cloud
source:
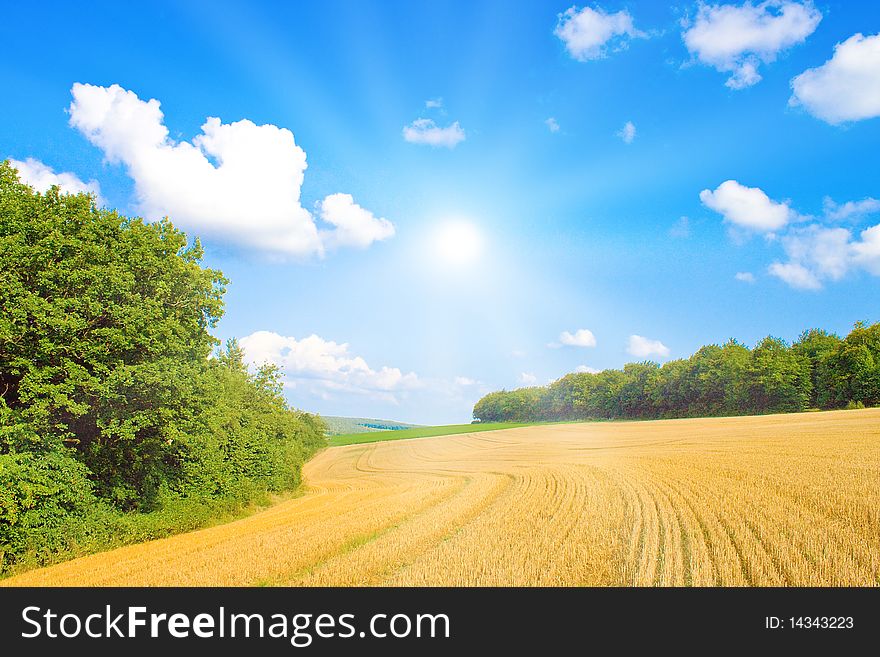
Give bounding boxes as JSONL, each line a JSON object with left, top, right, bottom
{"left": 767, "top": 261, "right": 821, "bottom": 290}
{"left": 555, "top": 5, "right": 645, "bottom": 61}
{"left": 575, "top": 365, "right": 601, "bottom": 374}
{"left": 425, "top": 98, "right": 443, "bottom": 109}
{"left": 700, "top": 180, "right": 795, "bottom": 232}
{"left": 519, "top": 372, "right": 538, "bottom": 385}
{"left": 555, "top": 328, "right": 597, "bottom": 348}
{"left": 669, "top": 216, "right": 691, "bottom": 238}
{"left": 780, "top": 225, "right": 851, "bottom": 280}
{"left": 511, "top": 349, "right": 527, "bottom": 358}
{"left": 617, "top": 121, "right": 636, "bottom": 143}
{"left": 682, "top": 1, "right": 822, "bottom": 89}
{"left": 545, "top": 117, "right": 561, "bottom": 133}
{"left": 790, "top": 33, "right": 880, "bottom": 124}
{"left": 402, "top": 118, "right": 465, "bottom": 148}
{"left": 239, "top": 331, "right": 419, "bottom": 401}
{"left": 67, "top": 83, "right": 388, "bottom": 258}
{"left": 852, "top": 224, "right": 880, "bottom": 275}
{"left": 317, "top": 193, "right": 394, "bottom": 249}
{"left": 628, "top": 335, "right": 670, "bottom": 359}
{"left": 9, "top": 157, "right": 103, "bottom": 204}
{"left": 735, "top": 271, "right": 756, "bottom": 283}
{"left": 823, "top": 197, "right": 880, "bottom": 222}
{"left": 454, "top": 376, "right": 477, "bottom": 386}
{"left": 768, "top": 222, "right": 880, "bottom": 289}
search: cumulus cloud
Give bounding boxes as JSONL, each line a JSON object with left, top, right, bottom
{"left": 555, "top": 328, "right": 597, "bottom": 348}
{"left": 790, "top": 33, "right": 880, "bottom": 124}
{"left": 402, "top": 118, "right": 465, "bottom": 148}
{"left": 67, "top": 83, "right": 390, "bottom": 257}
{"left": 700, "top": 180, "right": 796, "bottom": 232}
{"left": 555, "top": 5, "right": 645, "bottom": 61}
{"left": 767, "top": 261, "right": 821, "bottom": 290}
{"left": 682, "top": 1, "right": 822, "bottom": 89}
{"left": 545, "top": 117, "right": 561, "bottom": 133}
{"left": 768, "top": 223, "right": 880, "bottom": 289}
{"left": 575, "top": 365, "right": 601, "bottom": 374}
{"left": 823, "top": 197, "right": 880, "bottom": 222}
{"left": 239, "top": 330, "right": 419, "bottom": 402}
{"left": 9, "top": 157, "right": 103, "bottom": 204}
{"left": 851, "top": 225, "right": 880, "bottom": 275}
{"left": 628, "top": 335, "right": 670, "bottom": 359}
{"left": 425, "top": 98, "right": 443, "bottom": 109}
{"left": 318, "top": 193, "right": 395, "bottom": 249}
{"left": 519, "top": 372, "right": 538, "bottom": 385}
{"left": 735, "top": 271, "right": 756, "bottom": 283}
{"left": 617, "top": 121, "right": 636, "bottom": 143}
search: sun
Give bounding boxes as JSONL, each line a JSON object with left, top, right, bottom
{"left": 431, "top": 220, "right": 484, "bottom": 267}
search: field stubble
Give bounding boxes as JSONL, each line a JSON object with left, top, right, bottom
{"left": 4, "top": 409, "right": 878, "bottom": 586}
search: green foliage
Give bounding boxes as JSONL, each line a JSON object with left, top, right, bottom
{"left": 0, "top": 161, "right": 325, "bottom": 574}
{"left": 474, "top": 324, "right": 878, "bottom": 423}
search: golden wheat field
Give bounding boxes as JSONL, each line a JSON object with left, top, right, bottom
{"left": 4, "top": 408, "right": 879, "bottom": 587}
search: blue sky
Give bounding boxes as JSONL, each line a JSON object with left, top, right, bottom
{"left": 2, "top": 1, "right": 879, "bottom": 423}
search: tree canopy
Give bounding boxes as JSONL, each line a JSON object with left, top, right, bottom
{"left": 474, "top": 324, "right": 878, "bottom": 424}
{"left": 0, "top": 161, "right": 325, "bottom": 573}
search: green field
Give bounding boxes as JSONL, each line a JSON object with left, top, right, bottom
{"left": 327, "top": 422, "right": 541, "bottom": 446}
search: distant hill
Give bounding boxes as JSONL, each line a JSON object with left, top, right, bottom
{"left": 321, "top": 416, "right": 422, "bottom": 436}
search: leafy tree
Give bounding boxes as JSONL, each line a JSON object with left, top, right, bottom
{"left": 743, "top": 337, "right": 811, "bottom": 414}
{"left": 793, "top": 329, "right": 842, "bottom": 408}
{"left": 0, "top": 161, "right": 325, "bottom": 572}
{"left": 824, "top": 322, "right": 880, "bottom": 407}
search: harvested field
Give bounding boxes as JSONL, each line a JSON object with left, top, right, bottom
{"left": 5, "top": 408, "right": 879, "bottom": 586}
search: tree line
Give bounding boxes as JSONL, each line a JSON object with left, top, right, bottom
{"left": 0, "top": 161, "right": 325, "bottom": 574}
{"left": 473, "top": 324, "right": 880, "bottom": 423}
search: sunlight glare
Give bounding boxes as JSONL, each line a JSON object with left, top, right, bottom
{"left": 432, "top": 220, "right": 484, "bottom": 268}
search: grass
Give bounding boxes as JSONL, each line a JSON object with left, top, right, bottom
{"left": 326, "top": 422, "right": 541, "bottom": 446}
{"left": 5, "top": 408, "right": 879, "bottom": 587}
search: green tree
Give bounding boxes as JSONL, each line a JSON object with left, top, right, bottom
{"left": 743, "top": 337, "right": 811, "bottom": 414}
{"left": 824, "top": 322, "right": 880, "bottom": 407}
{"left": 792, "top": 328, "right": 842, "bottom": 408}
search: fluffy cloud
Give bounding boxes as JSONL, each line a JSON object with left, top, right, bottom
{"left": 519, "top": 372, "right": 538, "bottom": 385}
{"left": 769, "top": 223, "right": 880, "bottom": 289}
{"left": 767, "top": 262, "right": 820, "bottom": 290}
{"left": 790, "top": 33, "right": 880, "bottom": 124}
{"left": 555, "top": 328, "right": 597, "bottom": 348}
{"left": 545, "top": 117, "right": 561, "bottom": 133}
{"left": 735, "top": 271, "right": 756, "bottom": 283}
{"left": 823, "top": 197, "right": 880, "bottom": 222}
{"left": 682, "top": 1, "right": 821, "bottom": 89}
{"left": 454, "top": 376, "right": 477, "bottom": 386}
{"left": 617, "top": 121, "right": 636, "bottom": 143}
{"left": 425, "top": 98, "right": 443, "bottom": 109}
{"left": 239, "top": 331, "right": 419, "bottom": 401}
{"left": 9, "top": 157, "right": 103, "bottom": 204}
{"left": 402, "top": 118, "right": 465, "bottom": 148}
{"left": 700, "top": 180, "right": 795, "bottom": 232}
{"left": 318, "top": 193, "right": 395, "bottom": 249}
{"left": 628, "top": 335, "right": 670, "bottom": 358}
{"left": 575, "top": 365, "right": 601, "bottom": 374}
{"left": 67, "top": 83, "right": 391, "bottom": 257}
{"left": 555, "top": 5, "right": 645, "bottom": 61}
{"left": 851, "top": 225, "right": 880, "bottom": 275}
